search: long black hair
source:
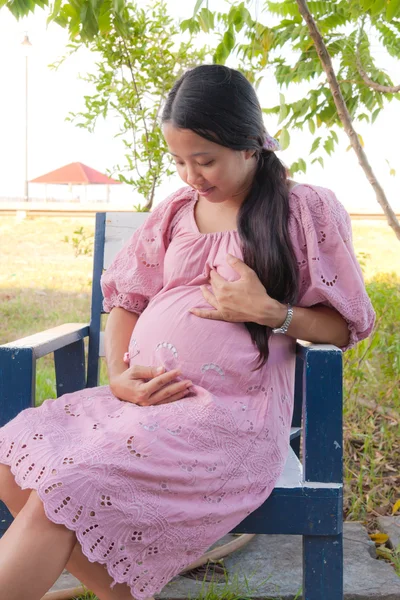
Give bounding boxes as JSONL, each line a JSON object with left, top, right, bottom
{"left": 162, "top": 64, "right": 299, "bottom": 368}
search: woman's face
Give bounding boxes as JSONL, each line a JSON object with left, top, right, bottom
{"left": 163, "top": 124, "right": 257, "bottom": 206}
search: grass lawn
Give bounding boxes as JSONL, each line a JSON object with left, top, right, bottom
{"left": 1, "top": 214, "right": 399, "bottom": 595}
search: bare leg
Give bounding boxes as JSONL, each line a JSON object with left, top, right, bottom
{"left": 0, "top": 490, "right": 76, "bottom": 600}
{"left": 0, "top": 465, "right": 154, "bottom": 600}
{"left": 66, "top": 543, "right": 155, "bottom": 600}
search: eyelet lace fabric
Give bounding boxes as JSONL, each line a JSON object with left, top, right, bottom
{"left": 0, "top": 184, "right": 375, "bottom": 599}
{"left": 288, "top": 184, "right": 376, "bottom": 350}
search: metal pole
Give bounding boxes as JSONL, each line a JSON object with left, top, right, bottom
{"left": 24, "top": 52, "right": 29, "bottom": 201}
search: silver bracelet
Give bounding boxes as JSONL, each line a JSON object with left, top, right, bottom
{"left": 272, "top": 304, "right": 294, "bottom": 335}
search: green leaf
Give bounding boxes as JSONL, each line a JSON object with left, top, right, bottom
{"left": 98, "top": 6, "right": 111, "bottom": 33}
{"left": 279, "top": 127, "right": 290, "bottom": 150}
{"left": 47, "top": 0, "right": 61, "bottom": 24}
{"left": 298, "top": 158, "right": 307, "bottom": 173}
{"left": 386, "top": 0, "right": 400, "bottom": 19}
{"left": 112, "top": 0, "right": 123, "bottom": 15}
{"left": 311, "top": 156, "right": 324, "bottom": 167}
{"left": 386, "top": 159, "right": 396, "bottom": 176}
{"left": 180, "top": 18, "right": 200, "bottom": 34}
{"left": 308, "top": 119, "right": 315, "bottom": 135}
{"left": 180, "top": 18, "right": 191, "bottom": 32}
{"left": 231, "top": 3, "right": 250, "bottom": 31}
{"left": 267, "top": 1, "right": 299, "bottom": 17}
{"left": 370, "top": 0, "right": 385, "bottom": 15}
{"left": 223, "top": 28, "right": 235, "bottom": 52}
{"left": 324, "top": 137, "right": 334, "bottom": 155}
{"left": 278, "top": 103, "right": 289, "bottom": 124}
{"left": 360, "top": 0, "right": 375, "bottom": 9}
{"left": 310, "top": 136, "right": 321, "bottom": 154}
{"left": 198, "top": 7, "right": 214, "bottom": 33}
{"left": 214, "top": 42, "right": 230, "bottom": 64}
{"left": 193, "top": 0, "right": 204, "bottom": 17}
{"left": 371, "top": 108, "right": 381, "bottom": 123}
{"left": 341, "top": 81, "right": 351, "bottom": 96}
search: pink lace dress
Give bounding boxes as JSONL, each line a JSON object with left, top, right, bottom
{"left": 0, "top": 184, "right": 375, "bottom": 599}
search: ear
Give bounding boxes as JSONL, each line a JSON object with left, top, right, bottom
{"left": 243, "top": 149, "right": 257, "bottom": 160}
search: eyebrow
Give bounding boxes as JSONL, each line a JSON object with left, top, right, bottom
{"left": 170, "top": 152, "right": 212, "bottom": 157}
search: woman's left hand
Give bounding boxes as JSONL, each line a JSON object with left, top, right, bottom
{"left": 189, "top": 254, "right": 287, "bottom": 327}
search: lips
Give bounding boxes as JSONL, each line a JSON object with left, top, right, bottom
{"left": 196, "top": 186, "right": 214, "bottom": 193}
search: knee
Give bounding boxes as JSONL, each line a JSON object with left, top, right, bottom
{"left": 23, "top": 491, "right": 48, "bottom": 521}
{"left": 23, "top": 491, "right": 75, "bottom": 539}
{"left": 20, "top": 490, "right": 62, "bottom": 532}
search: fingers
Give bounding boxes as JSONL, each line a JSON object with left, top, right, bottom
{"left": 146, "top": 379, "right": 193, "bottom": 406}
{"left": 189, "top": 308, "right": 222, "bottom": 320}
{"left": 129, "top": 364, "right": 166, "bottom": 379}
{"left": 200, "top": 285, "right": 219, "bottom": 308}
{"left": 153, "top": 386, "right": 193, "bottom": 405}
{"left": 226, "top": 253, "right": 252, "bottom": 275}
{"left": 209, "top": 270, "right": 226, "bottom": 284}
{"left": 150, "top": 379, "right": 193, "bottom": 404}
{"left": 144, "top": 368, "right": 182, "bottom": 395}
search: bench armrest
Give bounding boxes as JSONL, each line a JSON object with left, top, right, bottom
{"left": 0, "top": 323, "right": 90, "bottom": 427}
{"left": 0, "top": 323, "right": 89, "bottom": 358}
{"left": 295, "top": 340, "right": 343, "bottom": 484}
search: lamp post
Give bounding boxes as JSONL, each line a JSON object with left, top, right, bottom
{"left": 21, "top": 34, "right": 32, "bottom": 202}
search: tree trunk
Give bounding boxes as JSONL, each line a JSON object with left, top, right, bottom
{"left": 296, "top": 0, "right": 400, "bottom": 241}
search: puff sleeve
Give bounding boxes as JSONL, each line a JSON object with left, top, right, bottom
{"left": 100, "top": 187, "right": 193, "bottom": 314}
{"left": 288, "top": 184, "right": 376, "bottom": 351}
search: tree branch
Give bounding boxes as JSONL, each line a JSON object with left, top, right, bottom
{"left": 356, "top": 23, "right": 400, "bottom": 94}
{"left": 120, "top": 38, "right": 153, "bottom": 175}
{"left": 296, "top": 0, "right": 400, "bottom": 241}
{"left": 118, "top": 64, "right": 144, "bottom": 180}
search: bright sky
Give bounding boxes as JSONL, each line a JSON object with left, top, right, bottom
{"left": 0, "top": 1, "right": 399, "bottom": 212}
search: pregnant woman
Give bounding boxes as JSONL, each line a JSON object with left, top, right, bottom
{"left": 0, "top": 65, "right": 375, "bottom": 600}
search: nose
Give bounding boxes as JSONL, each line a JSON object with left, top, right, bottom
{"left": 186, "top": 165, "right": 204, "bottom": 188}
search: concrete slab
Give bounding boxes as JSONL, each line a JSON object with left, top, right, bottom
{"left": 377, "top": 516, "right": 400, "bottom": 551}
{"left": 47, "top": 569, "right": 82, "bottom": 593}
{"left": 158, "top": 524, "right": 400, "bottom": 600}
{"left": 49, "top": 523, "right": 400, "bottom": 600}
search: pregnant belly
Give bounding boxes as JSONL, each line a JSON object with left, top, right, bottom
{"left": 127, "top": 287, "right": 259, "bottom": 394}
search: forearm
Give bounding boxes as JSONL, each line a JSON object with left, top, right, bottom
{"left": 104, "top": 307, "right": 140, "bottom": 380}
{"left": 260, "top": 300, "right": 350, "bottom": 348}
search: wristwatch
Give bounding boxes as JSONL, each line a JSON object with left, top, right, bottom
{"left": 272, "top": 304, "right": 294, "bottom": 335}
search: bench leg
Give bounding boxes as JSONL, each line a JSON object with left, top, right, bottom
{"left": 303, "top": 534, "right": 343, "bottom": 600}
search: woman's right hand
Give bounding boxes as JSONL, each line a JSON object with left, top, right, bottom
{"left": 109, "top": 365, "right": 193, "bottom": 406}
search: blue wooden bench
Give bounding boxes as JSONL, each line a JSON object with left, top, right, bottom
{"left": 0, "top": 212, "right": 343, "bottom": 599}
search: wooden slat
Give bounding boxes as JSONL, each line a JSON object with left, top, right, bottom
{"left": 232, "top": 483, "right": 343, "bottom": 536}
{"left": 104, "top": 212, "right": 149, "bottom": 269}
{"left": 0, "top": 323, "right": 89, "bottom": 359}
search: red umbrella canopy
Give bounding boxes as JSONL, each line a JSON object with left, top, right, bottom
{"left": 30, "top": 162, "right": 121, "bottom": 185}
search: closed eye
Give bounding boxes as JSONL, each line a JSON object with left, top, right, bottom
{"left": 174, "top": 160, "right": 215, "bottom": 167}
